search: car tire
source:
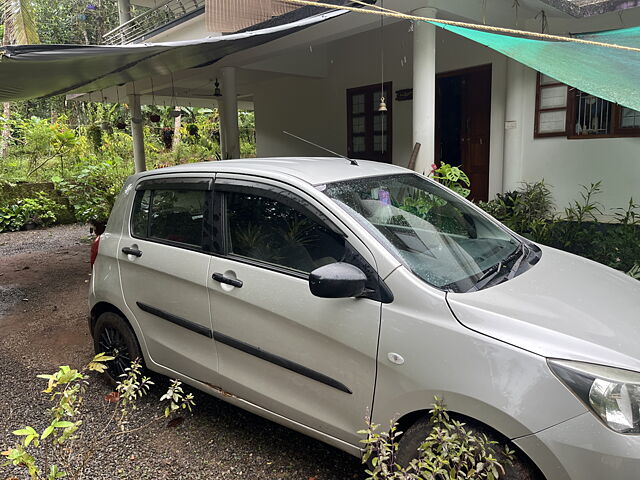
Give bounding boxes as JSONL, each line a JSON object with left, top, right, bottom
{"left": 396, "top": 416, "right": 542, "bottom": 480}
{"left": 93, "top": 312, "right": 143, "bottom": 385}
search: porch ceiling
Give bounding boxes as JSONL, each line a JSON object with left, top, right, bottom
{"left": 538, "top": 0, "right": 640, "bottom": 17}
{"left": 71, "top": 66, "right": 284, "bottom": 107}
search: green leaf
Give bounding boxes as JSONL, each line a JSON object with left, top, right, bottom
{"left": 13, "top": 426, "right": 36, "bottom": 436}
{"left": 41, "top": 425, "right": 54, "bottom": 439}
{"left": 53, "top": 421, "right": 75, "bottom": 428}
{"left": 2, "top": 0, "right": 40, "bottom": 45}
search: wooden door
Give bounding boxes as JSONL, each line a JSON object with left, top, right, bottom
{"left": 436, "top": 65, "right": 491, "bottom": 202}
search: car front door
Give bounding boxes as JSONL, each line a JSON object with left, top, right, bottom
{"left": 207, "top": 176, "right": 385, "bottom": 445}
{"left": 118, "top": 176, "right": 219, "bottom": 384}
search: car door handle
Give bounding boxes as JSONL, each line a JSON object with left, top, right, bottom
{"left": 122, "top": 246, "right": 143, "bottom": 257}
{"left": 212, "top": 273, "right": 243, "bottom": 288}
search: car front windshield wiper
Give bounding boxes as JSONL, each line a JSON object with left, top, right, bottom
{"left": 469, "top": 242, "right": 526, "bottom": 292}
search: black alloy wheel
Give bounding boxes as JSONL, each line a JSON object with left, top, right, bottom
{"left": 93, "top": 312, "right": 143, "bottom": 384}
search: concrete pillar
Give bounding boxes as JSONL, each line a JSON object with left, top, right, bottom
{"left": 412, "top": 7, "right": 437, "bottom": 175}
{"left": 129, "top": 94, "right": 146, "bottom": 173}
{"left": 221, "top": 67, "right": 240, "bottom": 159}
{"left": 217, "top": 101, "right": 227, "bottom": 159}
{"left": 502, "top": 58, "right": 526, "bottom": 192}
{"left": 118, "top": 0, "right": 132, "bottom": 25}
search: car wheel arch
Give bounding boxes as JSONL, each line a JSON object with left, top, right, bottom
{"left": 390, "top": 408, "right": 546, "bottom": 479}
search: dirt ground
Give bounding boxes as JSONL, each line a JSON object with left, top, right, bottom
{"left": 0, "top": 225, "right": 362, "bottom": 479}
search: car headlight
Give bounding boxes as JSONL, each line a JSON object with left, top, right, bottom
{"left": 548, "top": 359, "right": 640, "bottom": 434}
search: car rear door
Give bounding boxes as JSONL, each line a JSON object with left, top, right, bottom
{"left": 118, "top": 175, "right": 219, "bottom": 384}
{"left": 206, "top": 175, "right": 386, "bottom": 446}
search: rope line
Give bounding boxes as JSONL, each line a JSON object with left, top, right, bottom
{"left": 283, "top": 0, "right": 640, "bottom": 53}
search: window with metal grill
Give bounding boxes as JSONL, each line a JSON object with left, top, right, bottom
{"left": 534, "top": 72, "right": 640, "bottom": 139}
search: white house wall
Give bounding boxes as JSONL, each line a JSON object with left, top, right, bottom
{"left": 254, "top": 21, "right": 507, "bottom": 195}
{"left": 253, "top": 18, "right": 639, "bottom": 212}
{"left": 516, "top": 66, "right": 640, "bottom": 214}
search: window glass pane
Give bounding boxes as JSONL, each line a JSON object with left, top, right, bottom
{"left": 324, "top": 174, "right": 519, "bottom": 292}
{"left": 539, "top": 110, "right": 566, "bottom": 133}
{"left": 149, "top": 190, "right": 205, "bottom": 247}
{"left": 621, "top": 107, "right": 640, "bottom": 128}
{"left": 353, "top": 136, "right": 366, "bottom": 153}
{"left": 132, "top": 190, "right": 151, "bottom": 238}
{"left": 352, "top": 116, "right": 365, "bottom": 134}
{"left": 540, "top": 74, "right": 559, "bottom": 86}
{"left": 373, "top": 114, "right": 388, "bottom": 132}
{"left": 540, "top": 85, "right": 567, "bottom": 109}
{"left": 352, "top": 94, "right": 365, "bottom": 115}
{"left": 574, "top": 92, "right": 611, "bottom": 135}
{"left": 226, "top": 192, "right": 345, "bottom": 274}
{"left": 373, "top": 134, "right": 387, "bottom": 152}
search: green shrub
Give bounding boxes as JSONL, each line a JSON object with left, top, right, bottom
{"left": 479, "top": 182, "right": 640, "bottom": 275}
{"left": 360, "top": 400, "right": 514, "bottom": 480}
{"left": 1, "top": 355, "right": 194, "bottom": 480}
{"left": 55, "top": 160, "right": 128, "bottom": 223}
{"left": 0, "top": 192, "right": 63, "bottom": 232}
{"left": 478, "top": 181, "right": 554, "bottom": 243}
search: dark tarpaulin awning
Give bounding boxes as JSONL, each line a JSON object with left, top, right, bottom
{"left": 0, "top": 9, "right": 345, "bottom": 102}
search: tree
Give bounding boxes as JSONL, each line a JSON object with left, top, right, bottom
{"left": 31, "top": 0, "right": 119, "bottom": 46}
{"left": 1, "top": 0, "right": 40, "bottom": 158}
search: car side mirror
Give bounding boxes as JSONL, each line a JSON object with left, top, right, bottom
{"left": 309, "top": 262, "right": 367, "bottom": 299}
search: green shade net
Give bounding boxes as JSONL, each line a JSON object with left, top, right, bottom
{"left": 430, "top": 22, "right": 640, "bottom": 111}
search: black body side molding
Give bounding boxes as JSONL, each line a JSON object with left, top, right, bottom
{"left": 136, "top": 302, "right": 352, "bottom": 394}
{"left": 212, "top": 331, "right": 352, "bottom": 395}
{"left": 136, "top": 302, "right": 213, "bottom": 338}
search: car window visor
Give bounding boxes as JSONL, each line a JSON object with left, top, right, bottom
{"left": 136, "top": 177, "right": 213, "bottom": 191}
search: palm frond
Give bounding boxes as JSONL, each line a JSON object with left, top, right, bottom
{"left": 1, "top": 0, "right": 39, "bottom": 45}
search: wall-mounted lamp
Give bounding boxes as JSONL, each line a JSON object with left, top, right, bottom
{"left": 213, "top": 79, "right": 222, "bottom": 97}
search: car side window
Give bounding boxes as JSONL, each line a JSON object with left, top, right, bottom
{"left": 131, "top": 189, "right": 207, "bottom": 249}
{"left": 131, "top": 190, "right": 151, "bottom": 238}
{"left": 225, "top": 191, "right": 346, "bottom": 274}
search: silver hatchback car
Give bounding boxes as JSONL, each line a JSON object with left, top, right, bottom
{"left": 90, "top": 158, "right": 640, "bottom": 479}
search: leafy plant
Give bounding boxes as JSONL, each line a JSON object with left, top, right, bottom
{"left": 360, "top": 399, "right": 514, "bottom": 480}
{"left": 55, "top": 160, "right": 126, "bottom": 222}
{"left": 2, "top": 354, "right": 194, "bottom": 480}
{"left": 628, "top": 264, "right": 640, "bottom": 280}
{"left": 478, "top": 182, "right": 640, "bottom": 277}
{"left": 0, "top": 191, "right": 61, "bottom": 232}
{"left": 432, "top": 162, "right": 471, "bottom": 198}
{"left": 478, "top": 181, "right": 555, "bottom": 242}
{"left": 400, "top": 190, "right": 446, "bottom": 219}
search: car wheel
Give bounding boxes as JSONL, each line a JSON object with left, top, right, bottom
{"left": 93, "top": 312, "right": 143, "bottom": 385}
{"left": 396, "top": 416, "right": 543, "bottom": 480}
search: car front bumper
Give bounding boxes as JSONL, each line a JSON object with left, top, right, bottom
{"left": 515, "top": 412, "right": 640, "bottom": 480}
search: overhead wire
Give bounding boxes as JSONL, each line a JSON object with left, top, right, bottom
{"left": 282, "top": 0, "right": 640, "bottom": 53}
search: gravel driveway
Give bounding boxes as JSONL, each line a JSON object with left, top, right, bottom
{"left": 0, "top": 225, "right": 363, "bottom": 479}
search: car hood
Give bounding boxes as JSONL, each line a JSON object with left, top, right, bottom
{"left": 447, "top": 246, "right": 640, "bottom": 372}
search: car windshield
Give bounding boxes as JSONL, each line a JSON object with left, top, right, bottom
{"left": 323, "top": 173, "right": 523, "bottom": 292}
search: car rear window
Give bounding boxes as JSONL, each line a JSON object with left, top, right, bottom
{"left": 131, "top": 189, "right": 206, "bottom": 249}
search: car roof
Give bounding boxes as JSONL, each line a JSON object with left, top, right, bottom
{"left": 138, "top": 157, "right": 410, "bottom": 186}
